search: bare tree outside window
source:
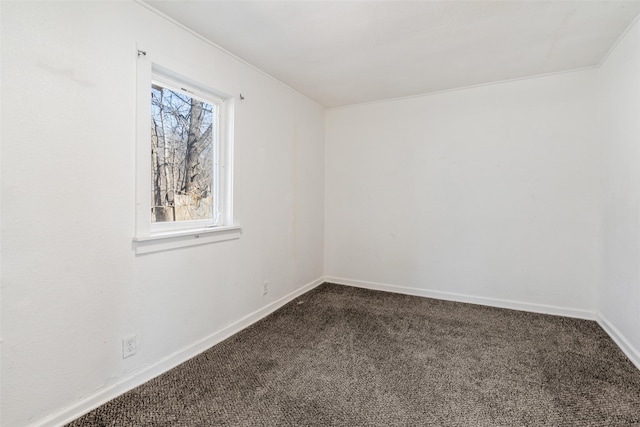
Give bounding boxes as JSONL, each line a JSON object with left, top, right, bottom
{"left": 150, "top": 83, "right": 216, "bottom": 223}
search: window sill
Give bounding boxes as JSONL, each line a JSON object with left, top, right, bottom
{"left": 133, "top": 225, "right": 241, "bottom": 255}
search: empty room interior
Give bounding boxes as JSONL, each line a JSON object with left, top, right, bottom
{"left": 3, "top": 0, "right": 640, "bottom": 425}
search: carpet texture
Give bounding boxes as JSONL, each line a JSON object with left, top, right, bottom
{"left": 68, "top": 283, "right": 640, "bottom": 426}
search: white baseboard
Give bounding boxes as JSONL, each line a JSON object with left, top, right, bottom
{"left": 327, "top": 276, "right": 640, "bottom": 372}
{"left": 596, "top": 313, "right": 640, "bottom": 371}
{"left": 325, "top": 276, "right": 596, "bottom": 320}
{"left": 32, "top": 276, "right": 640, "bottom": 426}
{"left": 36, "top": 277, "right": 325, "bottom": 427}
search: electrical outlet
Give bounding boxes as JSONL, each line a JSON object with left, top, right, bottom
{"left": 262, "top": 280, "right": 269, "bottom": 295}
{"left": 123, "top": 335, "right": 137, "bottom": 359}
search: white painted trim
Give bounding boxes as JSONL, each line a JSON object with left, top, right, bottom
{"left": 136, "top": 0, "right": 638, "bottom": 111}
{"left": 133, "top": 225, "right": 242, "bottom": 254}
{"left": 596, "top": 313, "right": 640, "bottom": 371}
{"left": 328, "top": 277, "right": 640, "bottom": 372}
{"left": 327, "top": 65, "right": 599, "bottom": 111}
{"left": 325, "top": 276, "right": 596, "bottom": 320}
{"left": 28, "top": 278, "right": 640, "bottom": 427}
{"left": 133, "top": 0, "right": 323, "bottom": 109}
{"left": 597, "top": 11, "right": 640, "bottom": 67}
{"left": 34, "top": 277, "right": 325, "bottom": 427}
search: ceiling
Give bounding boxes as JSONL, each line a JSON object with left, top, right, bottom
{"left": 145, "top": 1, "right": 640, "bottom": 108}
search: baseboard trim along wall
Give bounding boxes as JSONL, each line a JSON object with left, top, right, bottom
{"left": 33, "top": 276, "right": 640, "bottom": 426}
{"left": 36, "top": 277, "right": 325, "bottom": 427}
{"left": 325, "top": 276, "right": 596, "bottom": 320}
{"left": 327, "top": 276, "right": 640, "bottom": 372}
{"left": 596, "top": 313, "right": 640, "bottom": 371}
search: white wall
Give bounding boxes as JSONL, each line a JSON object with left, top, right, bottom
{"left": 325, "top": 69, "right": 601, "bottom": 316}
{"left": 0, "top": 2, "right": 324, "bottom": 426}
{"left": 3, "top": 1, "right": 640, "bottom": 426}
{"left": 598, "top": 18, "right": 640, "bottom": 366}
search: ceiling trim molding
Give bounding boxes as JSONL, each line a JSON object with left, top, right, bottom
{"left": 327, "top": 65, "right": 599, "bottom": 111}
{"left": 133, "top": 0, "right": 324, "bottom": 109}
{"left": 598, "top": 10, "right": 640, "bottom": 67}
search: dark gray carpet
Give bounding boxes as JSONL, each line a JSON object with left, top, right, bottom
{"left": 68, "top": 283, "right": 640, "bottom": 426}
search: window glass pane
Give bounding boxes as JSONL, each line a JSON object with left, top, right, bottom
{"left": 150, "top": 83, "right": 216, "bottom": 223}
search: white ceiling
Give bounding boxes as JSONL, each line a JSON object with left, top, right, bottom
{"left": 145, "top": 1, "right": 640, "bottom": 108}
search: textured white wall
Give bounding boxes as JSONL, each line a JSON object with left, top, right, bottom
{"left": 0, "top": 2, "right": 324, "bottom": 426}
{"left": 598, "top": 18, "right": 640, "bottom": 363}
{"left": 3, "top": 1, "right": 640, "bottom": 426}
{"left": 325, "top": 69, "right": 601, "bottom": 314}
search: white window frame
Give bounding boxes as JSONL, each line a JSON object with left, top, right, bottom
{"left": 133, "top": 51, "right": 240, "bottom": 254}
{"left": 149, "top": 76, "right": 223, "bottom": 233}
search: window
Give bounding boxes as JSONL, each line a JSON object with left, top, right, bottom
{"left": 134, "top": 53, "right": 240, "bottom": 254}
{"left": 150, "top": 79, "right": 219, "bottom": 229}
